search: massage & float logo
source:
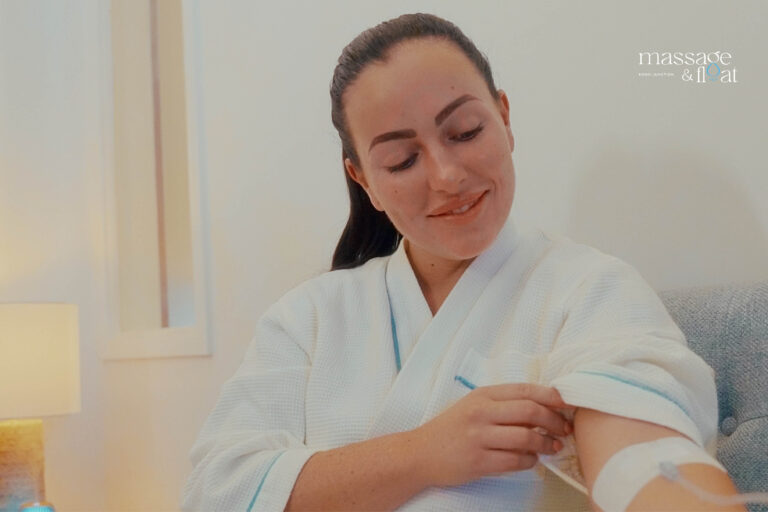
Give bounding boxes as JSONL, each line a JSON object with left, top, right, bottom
{"left": 637, "top": 51, "right": 738, "bottom": 83}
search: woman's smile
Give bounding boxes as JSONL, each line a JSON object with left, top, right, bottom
{"left": 429, "top": 189, "right": 489, "bottom": 223}
{"left": 428, "top": 189, "right": 487, "bottom": 216}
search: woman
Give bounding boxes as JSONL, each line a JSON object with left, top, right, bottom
{"left": 182, "top": 13, "right": 744, "bottom": 511}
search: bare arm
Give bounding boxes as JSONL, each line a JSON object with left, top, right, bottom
{"left": 285, "top": 428, "right": 431, "bottom": 512}
{"left": 574, "top": 407, "right": 746, "bottom": 511}
{"left": 286, "top": 382, "right": 573, "bottom": 511}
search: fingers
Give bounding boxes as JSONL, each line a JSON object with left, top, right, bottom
{"left": 482, "top": 449, "right": 539, "bottom": 473}
{"left": 481, "top": 425, "right": 563, "bottom": 454}
{"left": 482, "top": 383, "right": 574, "bottom": 410}
{"left": 485, "top": 399, "right": 572, "bottom": 437}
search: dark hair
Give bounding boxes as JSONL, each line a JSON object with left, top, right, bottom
{"left": 329, "top": 13, "right": 500, "bottom": 270}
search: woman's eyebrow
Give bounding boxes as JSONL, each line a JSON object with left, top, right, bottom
{"left": 434, "top": 94, "right": 478, "bottom": 126}
{"left": 367, "top": 94, "right": 479, "bottom": 153}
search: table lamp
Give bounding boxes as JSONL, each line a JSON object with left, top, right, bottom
{"left": 0, "top": 304, "right": 81, "bottom": 512}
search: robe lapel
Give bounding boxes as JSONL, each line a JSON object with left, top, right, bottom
{"left": 382, "top": 234, "right": 433, "bottom": 368}
{"left": 367, "top": 214, "right": 527, "bottom": 438}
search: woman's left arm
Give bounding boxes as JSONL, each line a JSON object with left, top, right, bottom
{"left": 542, "top": 252, "right": 749, "bottom": 511}
{"left": 573, "top": 407, "right": 746, "bottom": 511}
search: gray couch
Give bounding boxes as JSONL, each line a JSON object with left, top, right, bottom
{"left": 660, "top": 280, "right": 768, "bottom": 512}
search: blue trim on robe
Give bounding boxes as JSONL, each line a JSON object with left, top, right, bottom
{"left": 385, "top": 272, "right": 402, "bottom": 373}
{"left": 454, "top": 375, "right": 477, "bottom": 390}
{"left": 573, "top": 369, "right": 693, "bottom": 420}
{"left": 390, "top": 306, "right": 401, "bottom": 373}
{"left": 247, "top": 451, "right": 285, "bottom": 512}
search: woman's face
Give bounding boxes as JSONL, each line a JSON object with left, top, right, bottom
{"left": 343, "top": 37, "right": 516, "bottom": 264}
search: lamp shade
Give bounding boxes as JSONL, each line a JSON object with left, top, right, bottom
{"left": 0, "top": 304, "right": 81, "bottom": 419}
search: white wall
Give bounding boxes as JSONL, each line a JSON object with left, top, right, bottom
{"left": 0, "top": 1, "right": 108, "bottom": 510}
{"left": 1, "top": 1, "right": 765, "bottom": 510}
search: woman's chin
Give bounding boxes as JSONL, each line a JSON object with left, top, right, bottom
{"left": 442, "top": 235, "right": 496, "bottom": 262}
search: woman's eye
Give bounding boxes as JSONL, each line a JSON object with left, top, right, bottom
{"left": 387, "top": 153, "right": 418, "bottom": 172}
{"left": 384, "top": 124, "right": 483, "bottom": 172}
{"left": 452, "top": 123, "right": 484, "bottom": 142}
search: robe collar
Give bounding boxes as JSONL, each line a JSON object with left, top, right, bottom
{"left": 384, "top": 214, "right": 519, "bottom": 366}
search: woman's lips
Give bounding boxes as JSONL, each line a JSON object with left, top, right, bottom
{"left": 433, "top": 190, "right": 487, "bottom": 218}
{"left": 429, "top": 190, "right": 486, "bottom": 217}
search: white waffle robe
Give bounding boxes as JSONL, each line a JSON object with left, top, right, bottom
{"left": 181, "top": 215, "right": 719, "bottom": 511}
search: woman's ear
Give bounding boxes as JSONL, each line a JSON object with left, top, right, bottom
{"left": 496, "top": 89, "right": 511, "bottom": 126}
{"left": 496, "top": 89, "right": 515, "bottom": 153}
{"left": 344, "top": 158, "right": 384, "bottom": 211}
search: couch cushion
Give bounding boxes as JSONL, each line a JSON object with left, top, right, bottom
{"left": 659, "top": 280, "right": 768, "bottom": 509}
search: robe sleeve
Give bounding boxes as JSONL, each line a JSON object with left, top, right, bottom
{"left": 180, "top": 296, "right": 321, "bottom": 512}
{"left": 541, "top": 254, "right": 720, "bottom": 453}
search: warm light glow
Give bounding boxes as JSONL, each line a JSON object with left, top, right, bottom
{"left": 0, "top": 419, "right": 45, "bottom": 509}
{"left": 0, "top": 304, "right": 81, "bottom": 420}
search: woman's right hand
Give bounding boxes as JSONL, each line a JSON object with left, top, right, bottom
{"left": 413, "top": 383, "right": 575, "bottom": 487}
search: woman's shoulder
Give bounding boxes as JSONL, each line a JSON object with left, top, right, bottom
{"left": 252, "top": 255, "right": 391, "bottom": 356}
{"left": 267, "top": 253, "right": 390, "bottom": 317}
{"left": 531, "top": 226, "right": 624, "bottom": 272}
{"left": 524, "top": 225, "right": 650, "bottom": 294}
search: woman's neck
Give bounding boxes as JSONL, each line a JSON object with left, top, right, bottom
{"left": 404, "top": 239, "right": 475, "bottom": 315}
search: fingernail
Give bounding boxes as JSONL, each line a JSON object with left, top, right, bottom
{"left": 553, "top": 440, "right": 563, "bottom": 452}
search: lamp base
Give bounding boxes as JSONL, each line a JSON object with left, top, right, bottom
{"left": 19, "top": 501, "right": 55, "bottom": 512}
{"left": 0, "top": 419, "right": 46, "bottom": 511}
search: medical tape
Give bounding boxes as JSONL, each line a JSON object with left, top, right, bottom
{"left": 591, "top": 436, "right": 725, "bottom": 512}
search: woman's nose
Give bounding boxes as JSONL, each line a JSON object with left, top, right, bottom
{"left": 424, "top": 147, "right": 468, "bottom": 192}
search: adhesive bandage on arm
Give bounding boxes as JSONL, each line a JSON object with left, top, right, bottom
{"left": 591, "top": 436, "right": 768, "bottom": 511}
{"left": 591, "top": 436, "right": 725, "bottom": 512}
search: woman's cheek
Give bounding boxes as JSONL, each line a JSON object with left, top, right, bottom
{"left": 476, "top": 137, "right": 506, "bottom": 168}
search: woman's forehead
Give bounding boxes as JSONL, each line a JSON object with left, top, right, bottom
{"left": 343, "top": 39, "right": 492, "bottom": 145}
{"left": 348, "top": 39, "right": 487, "bottom": 108}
